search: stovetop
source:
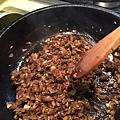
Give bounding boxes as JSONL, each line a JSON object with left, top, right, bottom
{"left": 0, "top": 0, "right": 120, "bottom": 17}
{"left": 0, "top": 0, "right": 69, "bottom": 33}
{"left": 62, "top": 0, "right": 120, "bottom": 12}
{"left": 0, "top": 0, "right": 69, "bottom": 18}
{"left": 0, "top": 0, "right": 120, "bottom": 34}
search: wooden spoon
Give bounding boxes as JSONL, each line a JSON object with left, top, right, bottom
{"left": 71, "top": 26, "right": 120, "bottom": 79}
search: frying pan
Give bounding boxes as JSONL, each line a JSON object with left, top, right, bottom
{"left": 0, "top": 4, "right": 120, "bottom": 120}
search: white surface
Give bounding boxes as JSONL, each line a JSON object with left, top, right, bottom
{"left": 0, "top": 0, "right": 48, "bottom": 12}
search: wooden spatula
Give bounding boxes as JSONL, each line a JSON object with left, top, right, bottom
{"left": 71, "top": 26, "right": 120, "bottom": 79}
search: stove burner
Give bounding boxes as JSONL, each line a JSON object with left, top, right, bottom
{"left": 62, "top": 0, "right": 120, "bottom": 8}
{"left": 95, "top": 1, "right": 120, "bottom": 8}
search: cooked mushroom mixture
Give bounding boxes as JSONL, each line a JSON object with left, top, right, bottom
{"left": 7, "top": 32, "right": 120, "bottom": 120}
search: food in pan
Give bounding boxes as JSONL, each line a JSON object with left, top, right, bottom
{"left": 7, "top": 32, "right": 120, "bottom": 120}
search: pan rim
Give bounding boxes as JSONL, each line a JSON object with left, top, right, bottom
{"left": 0, "top": 4, "right": 120, "bottom": 37}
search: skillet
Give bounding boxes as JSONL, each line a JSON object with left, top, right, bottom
{"left": 0, "top": 4, "right": 120, "bottom": 120}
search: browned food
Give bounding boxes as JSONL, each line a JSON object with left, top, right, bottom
{"left": 9, "top": 53, "right": 14, "bottom": 58}
{"left": 7, "top": 32, "right": 120, "bottom": 120}
{"left": 22, "top": 48, "right": 27, "bottom": 52}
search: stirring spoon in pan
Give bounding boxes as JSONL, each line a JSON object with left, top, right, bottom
{"left": 71, "top": 26, "right": 120, "bottom": 79}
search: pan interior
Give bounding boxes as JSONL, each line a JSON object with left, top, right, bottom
{"left": 0, "top": 5, "right": 120, "bottom": 120}
{"left": 16, "top": 30, "right": 96, "bottom": 71}
{"left": 8, "top": 30, "right": 118, "bottom": 119}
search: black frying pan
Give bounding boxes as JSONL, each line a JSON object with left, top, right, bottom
{"left": 0, "top": 4, "right": 120, "bottom": 120}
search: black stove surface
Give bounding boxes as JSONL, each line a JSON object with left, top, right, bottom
{"left": 60, "top": 0, "right": 120, "bottom": 11}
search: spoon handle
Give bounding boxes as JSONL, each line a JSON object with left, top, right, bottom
{"left": 71, "top": 26, "right": 120, "bottom": 79}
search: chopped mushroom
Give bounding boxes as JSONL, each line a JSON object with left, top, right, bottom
{"left": 6, "top": 33, "right": 120, "bottom": 120}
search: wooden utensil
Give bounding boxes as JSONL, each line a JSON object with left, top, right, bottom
{"left": 71, "top": 26, "right": 120, "bottom": 79}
